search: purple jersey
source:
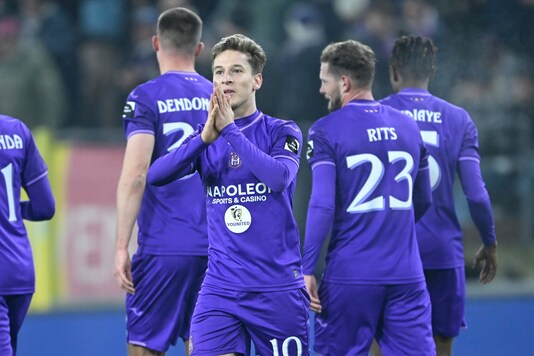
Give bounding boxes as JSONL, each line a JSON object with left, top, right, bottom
{"left": 122, "top": 71, "right": 211, "bottom": 255}
{"left": 0, "top": 115, "right": 48, "bottom": 294}
{"left": 380, "top": 88, "right": 484, "bottom": 268}
{"left": 305, "top": 100, "right": 429, "bottom": 284}
{"left": 190, "top": 111, "right": 304, "bottom": 292}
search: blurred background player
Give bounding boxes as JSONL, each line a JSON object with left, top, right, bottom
{"left": 303, "top": 39, "right": 435, "bottom": 355}
{"left": 148, "top": 34, "right": 310, "bottom": 356}
{"left": 0, "top": 113, "right": 55, "bottom": 355}
{"left": 379, "top": 34, "right": 498, "bottom": 356}
{"left": 114, "top": 7, "right": 210, "bottom": 356}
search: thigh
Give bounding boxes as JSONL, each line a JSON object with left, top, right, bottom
{"left": 243, "top": 288, "right": 310, "bottom": 356}
{"left": 0, "top": 294, "right": 32, "bottom": 355}
{"left": 378, "top": 282, "right": 434, "bottom": 356}
{"left": 315, "top": 282, "right": 386, "bottom": 356}
{"left": 424, "top": 267, "right": 466, "bottom": 338}
{"left": 190, "top": 287, "right": 248, "bottom": 356}
{"left": 127, "top": 254, "right": 207, "bottom": 352}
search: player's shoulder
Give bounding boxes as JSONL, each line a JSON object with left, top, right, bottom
{"left": 0, "top": 114, "right": 31, "bottom": 136}
{"left": 262, "top": 112, "right": 302, "bottom": 135}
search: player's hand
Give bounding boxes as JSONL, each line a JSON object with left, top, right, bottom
{"left": 201, "top": 92, "right": 220, "bottom": 144}
{"left": 213, "top": 84, "right": 234, "bottom": 132}
{"left": 304, "top": 274, "right": 322, "bottom": 313}
{"left": 473, "top": 243, "right": 497, "bottom": 284}
{"left": 114, "top": 249, "right": 135, "bottom": 294}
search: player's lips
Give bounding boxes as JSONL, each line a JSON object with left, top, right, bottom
{"left": 223, "top": 90, "right": 235, "bottom": 95}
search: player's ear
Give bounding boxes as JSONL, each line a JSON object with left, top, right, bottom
{"left": 152, "top": 35, "right": 159, "bottom": 51}
{"left": 252, "top": 73, "right": 263, "bottom": 91}
{"left": 195, "top": 42, "right": 204, "bottom": 57}
{"left": 340, "top": 75, "right": 352, "bottom": 93}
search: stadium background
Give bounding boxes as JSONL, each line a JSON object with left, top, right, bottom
{"left": 0, "top": 0, "right": 532, "bottom": 355}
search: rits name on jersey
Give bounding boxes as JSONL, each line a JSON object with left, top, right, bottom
{"left": 157, "top": 97, "right": 209, "bottom": 114}
{"left": 0, "top": 134, "right": 23, "bottom": 150}
{"left": 402, "top": 109, "right": 442, "bottom": 123}
{"left": 367, "top": 127, "right": 397, "bottom": 142}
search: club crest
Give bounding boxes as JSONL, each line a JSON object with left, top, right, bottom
{"left": 229, "top": 151, "right": 242, "bottom": 168}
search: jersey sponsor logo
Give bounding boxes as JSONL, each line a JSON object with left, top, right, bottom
{"left": 224, "top": 204, "right": 252, "bottom": 233}
{"left": 284, "top": 136, "right": 300, "bottom": 154}
{"left": 228, "top": 151, "right": 242, "bottom": 168}
{"left": 401, "top": 109, "right": 442, "bottom": 123}
{"left": 122, "top": 101, "right": 135, "bottom": 118}
{"left": 306, "top": 140, "right": 314, "bottom": 160}
{"left": 208, "top": 183, "right": 272, "bottom": 205}
{"left": 157, "top": 97, "right": 209, "bottom": 113}
{"left": 0, "top": 134, "right": 23, "bottom": 150}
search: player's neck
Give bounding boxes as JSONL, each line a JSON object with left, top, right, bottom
{"left": 343, "top": 88, "right": 374, "bottom": 106}
{"left": 159, "top": 55, "right": 197, "bottom": 74}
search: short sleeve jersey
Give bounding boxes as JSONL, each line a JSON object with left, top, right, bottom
{"left": 0, "top": 115, "right": 48, "bottom": 294}
{"left": 307, "top": 100, "right": 427, "bottom": 284}
{"left": 196, "top": 111, "right": 304, "bottom": 292}
{"left": 123, "top": 71, "right": 211, "bottom": 255}
{"left": 380, "top": 88, "right": 480, "bottom": 268}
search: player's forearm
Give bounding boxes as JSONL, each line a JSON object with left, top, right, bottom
{"left": 302, "top": 164, "right": 335, "bottom": 274}
{"left": 147, "top": 133, "right": 206, "bottom": 186}
{"left": 458, "top": 160, "right": 496, "bottom": 245}
{"left": 115, "top": 174, "right": 145, "bottom": 251}
{"left": 21, "top": 174, "right": 55, "bottom": 221}
{"left": 413, "top": 165, "right": 432, "bottom": 222}
{"left": 221, "top": 123, "right": 298, "bottom": 192}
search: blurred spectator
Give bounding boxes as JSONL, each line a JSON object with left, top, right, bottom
{"left": 78, "top": 0, "right": 127, "bottom": 128}
{"left": 272, "top": 1, "right": 328, "bottom": 123}
{"left": 113, "top": 5, "right": 159, "bottom": 106}
{"left": 19, "top": 0, "right": 78, "bottom": 128}
{"left": 0, "top": 15, "right": 65, "bottom": 129}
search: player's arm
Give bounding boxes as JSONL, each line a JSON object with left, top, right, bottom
{"left": 220, "top": 123, "right": 299, "bottom": 192}
{"left": 21, "top": 174, "right": 55, "bottom": 221}
{"left": 303, "top": 162, "right": 336, "bottom": 313}
{"left": 115, "top": 133, "right": 154, "bottom": 294}
{"left": 458, "top": 158, "right": 497, "bottom": 284}
{"left": 147, "top": 95, "right": 218, "bottom": 186}
{"left": 412, "top": 145, "right": 432, "bottom": 222}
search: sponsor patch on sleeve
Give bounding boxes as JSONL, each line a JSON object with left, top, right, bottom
{"left": 284, "top": 136, "right": 300, "bottom": 154}
{"left": 122, "top": 101, "right": 136, "bottom": 119}
{"left": 306, "top": 140, "right": 314, "bottom": 159}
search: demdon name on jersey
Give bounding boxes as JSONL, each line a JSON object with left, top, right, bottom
{"left": 157, "top": 97, "right": 209, "bottom": 113}
{"left": 208, "top": 182, "right": 272, "bottom": 205}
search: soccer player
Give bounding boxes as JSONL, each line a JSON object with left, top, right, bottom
{"left": 379, "top": 35, "right": 498, "bottom": 356}
{"left": 302, "top": 39, "right": 435, "bottom": 355}
{"left": 0, "top": 114, "right": 55, "bottom": 355}
{"left": 114, "top": 8, "right": 210, "bottom": 356}
{"left": 148, "top": 34, "right": 310, "bottom": 356}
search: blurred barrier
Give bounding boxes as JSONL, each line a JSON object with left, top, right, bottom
{"left": 28, "top": 129, "right": 125, "bottom": 311}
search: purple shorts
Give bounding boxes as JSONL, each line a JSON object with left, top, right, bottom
{"left": 0, "top": 294, "right": 32, "bottom": 355}
{"left": 190, "top": 285, "right": 310, "bottom": 355}
{"left": 424, "top": 267, "right": 467, "bottom": 337}
{"left": 314, "top": 281, "right": 434, "bottom": 355}
{"left": 126, "top": 253, "right": 207, "bottom": 352}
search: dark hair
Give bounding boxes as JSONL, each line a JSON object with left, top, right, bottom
{"left": 211, "top": 34, "right": 267, "bottom": 74}
{"left": 390, "top": 35, "right": 437, "bottom": 80}
{"left": 320, "top": 40, "right": 376, "bottom": 89}
{"left": 157, "top": 7, "right": 202, "bottom": 53}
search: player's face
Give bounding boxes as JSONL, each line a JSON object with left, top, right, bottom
{"left": 319, "top": 63, "right": 342, "bottom": 112}
{"left": 213, "top": 50, "right": 262, "bottom": 117}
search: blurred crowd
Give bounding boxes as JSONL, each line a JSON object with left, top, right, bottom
{"left": 0, "top": 0, "right": 533, "bottom": 220}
